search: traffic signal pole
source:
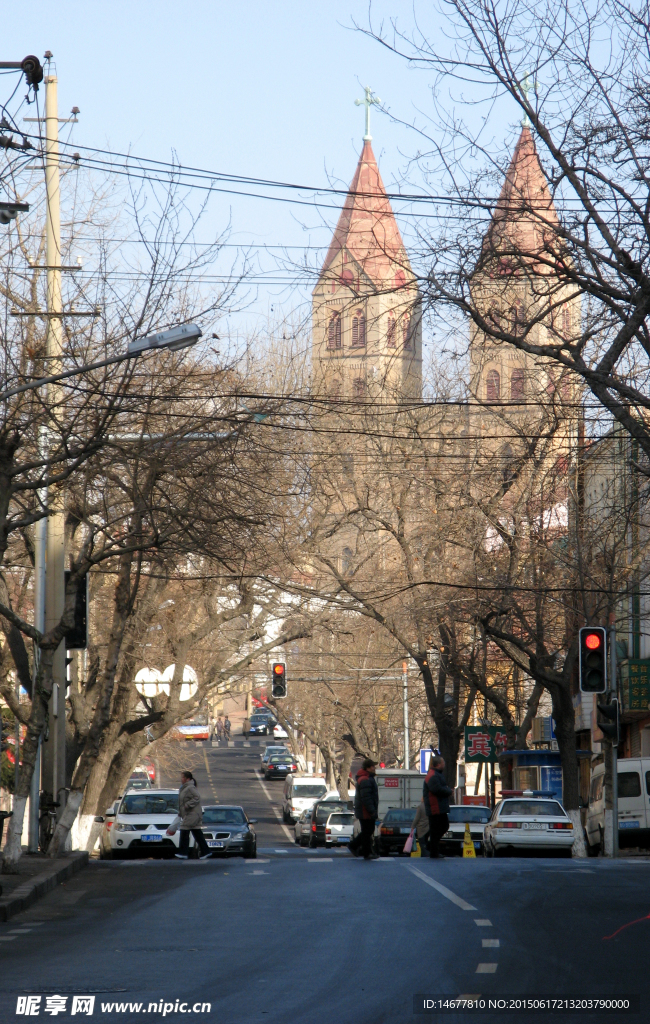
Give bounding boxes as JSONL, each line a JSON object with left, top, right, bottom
{"left": 610, "top": 620, "right": 618, "bottom": 859}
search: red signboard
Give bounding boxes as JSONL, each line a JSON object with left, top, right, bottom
{"left": 462, "top": 795, "right": 488, "bottom": 806}
{"left": 384, "top": 778, "right": 399, "bottom": 788}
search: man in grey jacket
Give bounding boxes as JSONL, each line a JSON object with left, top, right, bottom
{"left": 167, "top": 772, "right": 211, "bottom": 859}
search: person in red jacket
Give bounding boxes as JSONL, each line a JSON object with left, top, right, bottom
{"left": 424, "top": 755, "right": 453, "bottom": 859}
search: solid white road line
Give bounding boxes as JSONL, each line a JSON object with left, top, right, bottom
{"left": 255, "top": 774, "right": 294, "bottom": 841}
{"left": 245, "top": 858, "right": 269, "bottom": 864}
{"left": 476, "top": 964, "right": 498, "bottom": 974}
{"left": 407, "top": 865, "right": 478, "bottom": 911}
{"left": 482, "top": 939, "right": 500, "bottom": 948}
{"left": 474, "top": 919, "right": 492, "bottom": 926}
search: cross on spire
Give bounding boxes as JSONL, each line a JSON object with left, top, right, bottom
{"left": 518, "top": 72, "right": 538, "bottom": 126}
{"left": 355, "top": 86, "right": 381, "bottom": 142}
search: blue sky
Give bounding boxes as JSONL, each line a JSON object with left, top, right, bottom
{"left": 1, "top": 3, "right": 519, "bottom": 344}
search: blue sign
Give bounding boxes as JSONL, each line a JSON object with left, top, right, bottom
{"left": 419, "top": 749, "right": 433, "bottom": 774}
{"left": 540, "top": 766, "right": 563, "bottom": 802}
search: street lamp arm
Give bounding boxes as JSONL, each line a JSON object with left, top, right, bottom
{"left": 0, "top": 323, "right": 202, "bottom": 401}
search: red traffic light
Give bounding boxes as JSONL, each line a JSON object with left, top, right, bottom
{"left": 273, "top": 664, "right": 284, "bottom": 674}
{"left": 585, "top": 633, "right": 601, "bottom": 650}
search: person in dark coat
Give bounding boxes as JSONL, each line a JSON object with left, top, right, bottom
{"left": 352, "top": 758, "right": 380, "bottom": 860}
{"left": 424, "top": 755, "right": 453, "bottom": 859}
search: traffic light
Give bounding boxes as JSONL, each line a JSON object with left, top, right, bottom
{"left": 579, "top": 626, "right": 607, "bottom": 693}
{"left": 271, "top": 662, "right": 287, "bottom": 699}
{"left": 597, "top": 697, "right": 620, "bottom": 746}
{"left": 64, "top": 571, "right": 88, "bottom": 650}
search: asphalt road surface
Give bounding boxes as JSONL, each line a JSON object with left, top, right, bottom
{"left": 1, "top": 744, "right": 649, "bottom": 1024}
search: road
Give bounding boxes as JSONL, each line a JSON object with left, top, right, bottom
{"left": 1, "top": 743, "right": 649, "bottom": 1024}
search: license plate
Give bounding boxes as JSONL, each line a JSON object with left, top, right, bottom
{"left": 401, "top": 828, "right": 412, "bottom": 834}
{"left": 523, "top": 823, "right": 544, "bottom": 830}
{"left": 474, "top": 842, "right": 481, "bottom": 849}
{"left": 141, "top": 834, "right": 162, "bottom": 842}
{"left": 620, "top": 820, "right": 640, "bottom": 829}
{"left": 336, "top": 837, "right": 350, "bottom": 843}
{"left": 207, "top": 840, "right": 225, "bottom": 848}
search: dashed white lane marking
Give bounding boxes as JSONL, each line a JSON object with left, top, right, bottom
{"left": 0, "top": 937, "right": 17, "bottom": 942}
{"left": 250, "top": 871, "right": 267, "bottom": 875}
{"left": 407, "top": 865, "right": 477, "bottom": 911}
{"left": 308, "top": 858, "right": 333, "bottom": 862}
{"left": 245, "top": 859, "right": 269, "bottom": 864}
{"left": 476, "top": 964, "right": 498, "bottom": 974}
{"left": 255, "top": 774, "right": 294, "bottom": 841}
{"left": 474, "top": 919, "right": 492, "bottom": 927}
{"left": 482, "top": 939, "right": 500, "bottom": 948}
{"left": 274, "top": 849, "right": 288, "bottom": 853}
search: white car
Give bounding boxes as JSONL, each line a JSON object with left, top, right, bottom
{"left": 282, "top": 774, "right": 328, "bottom": 823}
{"left": 97, "top": 789, "right": 191, "bottom": 859}
{"left": 483, "top": 794, "right": 574, "bottom": 857}
{"left": 325, "top": 811, "right": 355, "bottom": 847}
{"left": 273, "top": 722, "right": 289, "bottom": 739}
{"left": 440, "top": 805, "right": 491, "bottom": 855}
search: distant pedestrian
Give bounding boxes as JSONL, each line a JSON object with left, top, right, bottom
{"left": 167, "top": 771, "right": 211, "bottom": 859}
{"left": 242, "top": 716, "right": 251, "bottom": 737}
{"left": 216, "top": 717, "right": 224, "bottom": 741}
{"left": 351, "top": 758, "right": 380, "bottom": 860}
{"left": 424, "top": 755, "right": 453, "bottom": 859}
{"left": 411, "top": 800, "right": 430, "bottom": 856}
{"left": 224, "top": 716, "right": 231, "bottom": 740}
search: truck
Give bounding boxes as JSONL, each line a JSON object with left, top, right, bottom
{"left": 375, "top": 769, "right": 424, "bottom": 819}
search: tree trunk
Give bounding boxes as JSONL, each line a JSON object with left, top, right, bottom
{"left": 549, "top": 683, "right": 587, "bottom": 857}
{"left": 337, "top": 741, "right": 354, "bottom": 799}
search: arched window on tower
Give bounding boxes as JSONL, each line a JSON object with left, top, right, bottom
{"left": 402, "top": 313, "right": 412, "bottom": 350}
{"left": 387, "top": 311, "right": 396, "bottom": 348}
{"left": 341, "top": 547, "right": 354, "bottom": 575}
{"left": 486, "top": 369, "right": 500, "bottom": 401}
{"left": 394, "top": 270, "right": 406, "bottom": 289}
{"left": 327, "top": 312, "right": 341, "bottom": 349}
{"left": 510, "top": 368, "right": 525, "bottom": 401}
{"left": 351, "top": 309, "right": 366, "bottom": 347}
{"left": 340, "top": 268, "right": 355, "bottom": 289}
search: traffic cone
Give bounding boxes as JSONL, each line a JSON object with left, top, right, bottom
{"left": 462, "top": 821, "right": 476, "bottom": 858}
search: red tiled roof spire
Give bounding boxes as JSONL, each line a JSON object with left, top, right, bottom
{"left": 318, "top": 140, "right": 411, "bottom": 288}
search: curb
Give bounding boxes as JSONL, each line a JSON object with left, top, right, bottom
{"left": 0, "top": 851, "right": 89, "bottom": 922}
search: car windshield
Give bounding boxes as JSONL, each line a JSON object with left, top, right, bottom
{"left": 500, "top": 800, "right": 565, "bottom": 817}
{"left": 270, "top": 756, "right": 293, "bottom": 764}
{"left": 202, "top": 808, "right": 246, "bottom": 825}
{"left": 120, "top": 793, "right": 178, "bottom": 814}
{"left": 316, "top": 803, "right": 350, "bottom": 820}
{"left": 328, "top": 814, "right": 355, "bottom": 825}
{"left": 292, "top": 785, "right": 326, "bottom": 798}
{"left": 251, "top": 716, "right": 270, "bottom": 723}
{"left": 448, "top": 807, "right": 491, "bottom": 823}
{"left": 383, "top": 809, "right": 418, "bottom": 823}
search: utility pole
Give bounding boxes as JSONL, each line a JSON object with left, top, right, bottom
{"left": 402, "top": 661, "right": 410, "bottom": 769}
{"left": 40, "top": 65, "right": 67, "bottom": 824}
{"left": 28, "top": 431, "right": 47, "bottom": 852}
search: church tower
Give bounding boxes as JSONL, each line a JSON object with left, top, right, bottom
{"left": 470, "top": 125, "right": 580, "bottom": 409}
{"left": 312, "top": 113, "right": 422, "bottom": 402}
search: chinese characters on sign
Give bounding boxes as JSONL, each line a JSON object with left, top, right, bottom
{"left": 621, "top": 659, "right": 650, "bottom": 712}
{"left": 16, "top": 996, "right": 95, "bottom": 1016}
{"left": 464, "top": 726, "right": 508, "bottom": 763}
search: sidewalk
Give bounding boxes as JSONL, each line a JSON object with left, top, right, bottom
{"left": 0, "top": 850, "right": 88, "bottom": 921}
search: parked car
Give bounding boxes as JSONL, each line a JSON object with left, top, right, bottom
{"left": 294, "top": 807, "right": 313, "bottom": 846}
{"left": 378, "top": 808, "right": 418, "bottom": 856}
{"left": 282, "top": 774, "right": 328, "bottom": 823}
{"left": 97, "top": 790, "right": 185, "bottom": 859}
{"left": 587, "top": 758, "right": 650, "bottom": 852}
{"left": 308, "top": 797, "right": 354, "bottom": 847}
{"left": 273, "top": 722, "right": 289, "bottom": 739}
{"left": 325, "top": 811, "right": 355, "bottom": 847}
{"left": 249, "top": 713, "right": 276, "bottom": 736}
{"left": 260, "top": 745, "right": 290, "bottom": 773}
{"left": 441, "top": 805, "right": 491, "bottom": 855}
{"left": 265, "top": 755, "right": 298, "bottom": 780}
{"left": 97, "top": 799, "right": 120, "bottom": 857}
{"left": 200, "top": 805, "right": 257, "bottom": 858}
{"left": 483, "top": 795, "right": 574, "bottom": 857}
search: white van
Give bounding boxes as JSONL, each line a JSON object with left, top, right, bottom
{"left": 586, "top": 758, "right": 650, "bottom": 851}
{"left": 282, "top": 774, "right": 328, "bottom": 823}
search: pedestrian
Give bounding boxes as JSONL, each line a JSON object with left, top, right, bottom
{"left": 351, "top": 758, "right": 380, "bottom": 860}
{"left": 166, "top": 771, "right": 211, "bottom": 859}
{"left": 411, "top": 800, "right": 430, "bottom": 856}
{"left": 423, "top": 754, "right": 453, "bottom": 859}
{"left": 224, "top": 716, "right": 231, "bottom": 740}
{"left": 216, "top": 716, "right": 224, "bottom": 741}
{"left": 242, "top": 715, "right": 251, "bottom": 737}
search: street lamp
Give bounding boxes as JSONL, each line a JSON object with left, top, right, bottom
{"left": 0, "top": 323, "right": 202, "bottom": 401}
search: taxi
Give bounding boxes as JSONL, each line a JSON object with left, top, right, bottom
{"left": 483, "top": 791, "right": 574, "bottom": 857}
